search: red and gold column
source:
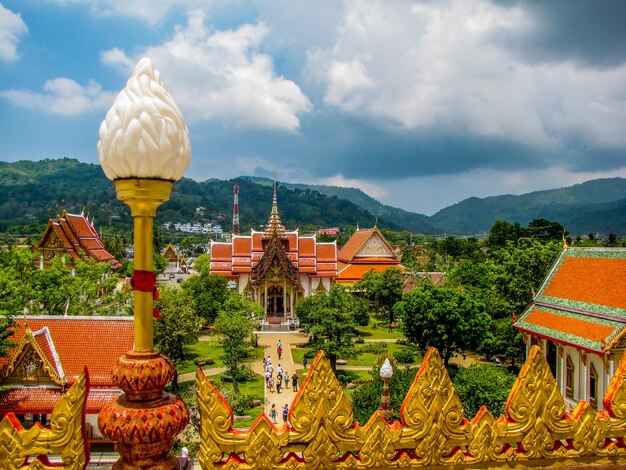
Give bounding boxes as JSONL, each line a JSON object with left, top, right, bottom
{"left": 98, "top": 180, "right": 189, "bottom": 469}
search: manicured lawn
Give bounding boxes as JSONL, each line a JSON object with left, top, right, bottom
{"left": 290, "top": 345, "right": 315, "bottom": 367}
{"left": 203, "top": 372, "right": 265, "bottom": 429}
{"left": 178, "top": 337, "right": 265, "bottom": 374}
{"left": 346, "top": 343, "right": 421, "bottom": 367}
{"left": 355, "top": 317, "right": 406, "bottom": 340}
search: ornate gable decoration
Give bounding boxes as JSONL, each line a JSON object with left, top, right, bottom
{"left": 355, "top": 231, "right": 395, "bottom": 258}
{"left": 3, "top": 327, "right": 66, "bottom": 386}
{"left": 251, "top": 235, "right": 299, "bottom": 287}
{"left": 0, "top": 369, "right": 89, "bottom": 469}
{"left": 196, "top": 345, "right": 626, "bottom": 468}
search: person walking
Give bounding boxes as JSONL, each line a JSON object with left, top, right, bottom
{"left": 268, "top": 376, "right": 274, "bottom": 393}
{"left": 277, "top": 363, "right": 283, "bottom": 375}
{"left": 178, "top": 447, "right": 192, "bottom": 470}
{"left": 284, "top": 371, "right": 290, "bottom": 389}
{"left": 270, "top": 404, "right": 277, "bottom": 424}
{"left": 276, "top": 373, "right": 282, "bottom": 394}
{"left": 292, "top": 372, "right": 298, "bottom": 392}
{"left": 282, "top": 404, "right": 289, "bottom": 425}
{"left": 302, "top": 356, "right": 307, "bottom": 369}
{"left": 277, "top": 345, "right": 282, "bottom": 360}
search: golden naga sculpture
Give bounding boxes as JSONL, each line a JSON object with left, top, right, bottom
{"left": 196, "top": 345, "right": 626, "bottom": 469}
{"left": 0, "top": 368, "right": 89, "bottom": 470}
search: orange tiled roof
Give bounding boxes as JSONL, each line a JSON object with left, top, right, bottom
{"left": 337, "top": 263, "right": 399, "bottom": 281}
{"left": 37, "top": 212, "right": 121, "bottom": 269}
{"left": 515, "top": 248, "right": 626, "bottom": 353}
{"left": 337, "top": 229, "right": 372, "bottom": 262}
{"left": 544, "top": 257, "right": 626, "bottom": 309}
{"left": 0, "top": 386, "right": 121, "bottom": 414}
{"left": 1, "top": 317, "right": 134, "bottom": 387}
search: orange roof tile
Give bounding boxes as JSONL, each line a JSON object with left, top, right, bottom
{"left": 1, "top": 317, "right": 134, "bottom": 387}
{"left": 337, "top": 263, "right": 395, "bottom": 281}
{"left": 233, "top": 237, "right": 251, "bottom": 257}
{"left": 523, "top": 309, "right": 616, "bottom": 345}
{"left": 211, "top": 243, "right": 232, "bottom": 260}
{"left": 338, "top": 229, "right": 372, "bottom": 261}
{"left": 544, "top": 257, "right": 626, "bottom": 309}
{"left": 299, "top": 238, "right": 315, "bottom": 257}
{"left": 316, "top": 243, "right": 337, "bottom": 262}
{"left": 0, "top": 387, "right": 121, "bottom": 414}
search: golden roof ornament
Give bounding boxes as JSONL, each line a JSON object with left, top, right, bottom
{"left": 263, "top": 168, "right": 286, "bottom": 239}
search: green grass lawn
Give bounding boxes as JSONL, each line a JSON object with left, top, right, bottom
{"left": 355, "top": 317, "right": 406, "bottom": 340}
{"left": 346, "top": 343, "right": 421, "bottom": 367}
{"left": 203, "top": 372, "right": 265, "bottom": 429}
{"left": 178, "top": 337, "right": 265, "bottom": 374}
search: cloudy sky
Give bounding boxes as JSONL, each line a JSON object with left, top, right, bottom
{"left": 1, "top": 1, "right": 625, "bottom": 215}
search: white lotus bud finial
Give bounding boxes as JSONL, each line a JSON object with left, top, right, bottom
{"left": 380, "top": 358, "right": 393, "bottom": 379}
{"left": 98, "top": 57, "right": 191, "bottom": 181}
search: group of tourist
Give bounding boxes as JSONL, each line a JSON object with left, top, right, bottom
{"left": 269, "top": 403, "right": 290, "bottom": 425}
{"left": 263, "top": 349, "right": 299, "bottom": 394}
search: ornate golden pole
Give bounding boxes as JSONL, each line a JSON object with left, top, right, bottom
{"left": 97, "top": 58, "right": 191, "bottom": 469}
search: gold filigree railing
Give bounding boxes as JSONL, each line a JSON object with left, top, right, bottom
{"left": 0, "top": 368, "right": 89, "bottom": 470}
{"left": 196, "top": 346, "right": 626, "bottom": 469}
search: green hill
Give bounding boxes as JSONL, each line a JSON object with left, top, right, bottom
{"left": 429, "top": 178, "right": 626, "bottom": 235}
{"left": 0, "top": 159, "right": 624, "bottom": 237}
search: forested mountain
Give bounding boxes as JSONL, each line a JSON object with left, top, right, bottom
{"left": 244, "top": 177, "right": 437, "bottom": 234}
{"left": 0, "top": 158, "right": 624, "bottom": 237}
{"left": 430, "top": 178, "right": 626, "bottom": 235}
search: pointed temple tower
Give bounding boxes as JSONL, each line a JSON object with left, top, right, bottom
{"left": 210, "top": 176, "right": 337, "bottom": 319}
{"left": 232, "top": 182, "right": 240, "bottom": 235}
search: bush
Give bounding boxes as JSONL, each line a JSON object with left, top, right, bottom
{"left": 220, "top": 365, "right": 256, "bottom": 383}
{"left": 354, "top": 337, "right": 365, "bottom": 344}
{"left": 393, "top": 349, "right": 415, "bottom": 364}
{"left": 218, "top": 385, "right": 256, "bottom": 415}
{"left": 358, "top": 342, "right": 387, "bottom": 354}
{"left": 452, "top": 364, "right": 516, "bottom": 417}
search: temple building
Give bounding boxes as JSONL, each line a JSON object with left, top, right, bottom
{"left": 336, "top": 227, "right": 406, "bottom": 286}
{"left": 210, "top": 183, "right": 337, "bottom": 319}
{"left": 35, "top": 211, "right": 121, "bottom": 269}
{"left": 0, "top": 316, "right": 134, "bottom": 445}
{"left": 515, "top": 247, "right": 626, "bottom": 410}
{"left": 161, "top": 243, "right": 179, "bottom": 263}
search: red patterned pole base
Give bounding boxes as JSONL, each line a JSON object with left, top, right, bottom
{"left": 98, "top": 351, "right": 189, "bottom": 469}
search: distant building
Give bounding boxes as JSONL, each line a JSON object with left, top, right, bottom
{"left": 210, "top": 183, "right": 337, "bottom": 318}
{"left": 318, "top": 227, "right": 339, "bottom": 236}
{"left": 0, "top": 316, "right": 134, "bottom": 444}
{"left": 162, "top": 243, "right": 179, "bottom": 263}
{"left": 515, "top": 247, "right": 626, "bottom": 410}
{"left": 336, "top": 227, "right": 406, "bottom": 286}
{"left": 35, "top": 211, "right": 121, "bottom": 269}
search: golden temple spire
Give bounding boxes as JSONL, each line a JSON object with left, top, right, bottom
{"left": 263, "top": 168, "right": 286, "bottom": 239}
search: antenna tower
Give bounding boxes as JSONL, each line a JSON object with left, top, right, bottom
{"left": 232, "top": 182, "right": 240, "bottom": 235}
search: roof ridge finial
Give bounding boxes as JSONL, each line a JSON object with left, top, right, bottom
{"left": 263, "top": 167, "right": 285, "bottom": 239}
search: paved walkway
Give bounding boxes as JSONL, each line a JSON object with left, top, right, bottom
{"left": 253, "top": 331, "right": 309, "bottom": 423}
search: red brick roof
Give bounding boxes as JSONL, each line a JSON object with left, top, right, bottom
{"left": 337, "top": 230, "right": 372, "bottom": 262}
{"left": 1, "top": 317, "right": 134, "bottom": 387}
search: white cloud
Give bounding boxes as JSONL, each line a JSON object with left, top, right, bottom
{"left": 1, "top": 78, "right": 115, "bottom": 115}
{"left": 0, "top": 3, "right": 28, "bottom": 62}
{"left": 103, "top": 10, "right": 312, "bottom": 131}
{"left": 319, "top": 175, "right": 389, "bottom": 200}
{"left": 47, "top": 0, "right": 208, "bottom": 25}
{"left": 308, "top": 0, "right": 626, "bottom": 153}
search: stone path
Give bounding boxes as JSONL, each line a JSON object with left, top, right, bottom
{"left": 253, "top": 331, "right": 309, "bottom": 423}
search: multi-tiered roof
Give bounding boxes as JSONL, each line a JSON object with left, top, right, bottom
{"left": 36, "top": 211, "right": 121, "bottom": 269}
{"left": 515, "top": 247, "right": 626, "bottom": 354}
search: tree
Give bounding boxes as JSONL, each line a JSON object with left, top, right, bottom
{"left": 526, "top": 219, "right": 565, "bottom": 243}
{"left": 193, "top": 253, "right": 211, "bottom": 275}
{"left": 295, "top": 286, "right": 366, "bottom": 371}
{"left": 487, "top": 220, "right": 525, "bottom": 249}
{"left": 355, "top": 268, "right": 404, "bottom": 325}
{"left": 214, "top": 293, "right": 260, "bottom": 394}
{"left": 104, "top": 233, "right": 127, "bottom": 262}
{"left": 452, "top": 364, "right": 516, "bottom": 418}
{"left": 181, "top": 273, "right": 230, "bottom": 324}
{"left": 351, "top": 363, "right": 418, "bottom": 425}
{"left": 396, "top": 282, "right": 491, "bottom": 365}
{"left": 488, "top": 239, "right": 561, "bottom": 314}
{"left": 154, "top": 286, "right": 201, "bottom": 390}
{"left": 0, "top": 315, "right": 15, "bottom": 357}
